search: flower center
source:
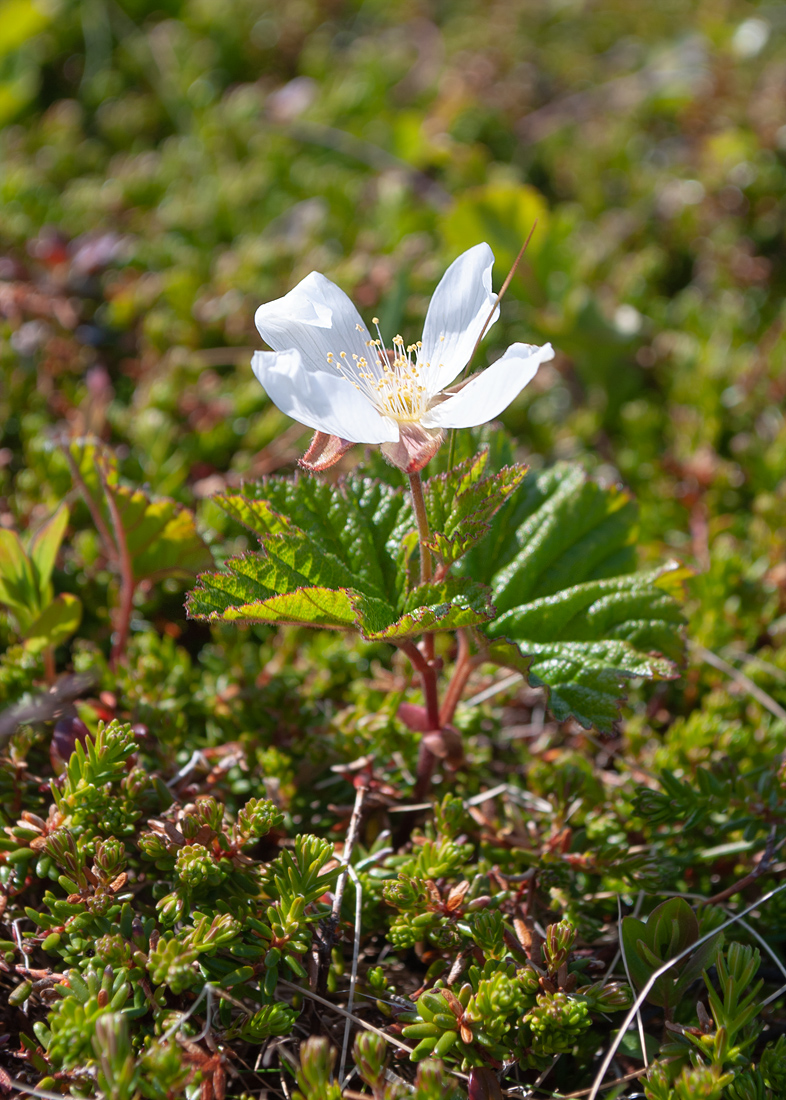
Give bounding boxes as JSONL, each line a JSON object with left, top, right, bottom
{"left": 326, "top": 319, "right": 433, "bottom": 424}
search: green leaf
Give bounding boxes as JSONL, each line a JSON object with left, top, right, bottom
{"left": 470, "top": 462, "right": 639, "bottom": 604}
{"left": 67, "top": 438, "right": 213, "bottom": 583}
{"left": 476, "top": 465, "right": 685, "bottom": 731}
{"left": 188, "top": 549, "right": 493, "bottom": 640}
{"left": 0, "top": 526, "right": 39, "bottom": 631}
{"left": 67, "top": 437, "right": 119, "bottom": 516}
{"left": 0, "top": 0, "right": 50, "bottom": 61}
{"left": 621, "top": 898, "right": 720, "bottom": 1011}
{"left": 383, "top": 578, "right": 494, "bottom": 640}
{"left": 113, "top": 486, "right": 214, "bottom": 583}
{"left": 423, "top": 453, "right": 527, "bottom": 566}
{"left": 28, "top": 503, "right": 69, "bottom": 605}
{"left": 188, "top": 475, "right": 494, "bottom": 640}
{"left": 23, "top": 594, "right": 83, "bottom": 655}
{"left": 488, "top": 565, "right": 685, "bottom": 730}
{"left": 227, "top": 475, "right": 408, "bottom": 602}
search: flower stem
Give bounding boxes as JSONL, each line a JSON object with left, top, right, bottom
{"left": 408, "top": 470, "right": 432, "bottom": 586}
{"left": 446, "top": 428, "right": 456, "bottom": 476}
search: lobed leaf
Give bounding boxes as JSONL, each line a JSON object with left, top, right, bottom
{"left": 188, "top": 551, "right": 493, "bottom": 640}
{"left": 477, "top": 466, "right": 686, "bottom": 731}
{"left": 189, "top": 475, "right": 495, "bottom": 639}
{"left": 466, "top": 462, "right": 638, "bottom": 601}
{"left": 189, "top": 461, "right": 683, "bottom": 725}
{"left": 229, "top": 475, "right": 408, "bottom": 603}
{"left": 423, "top": 453, "right": 527, "bottom": 566}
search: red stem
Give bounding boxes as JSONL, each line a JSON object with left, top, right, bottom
{"left": 399, "top": 640, "right": 440, "bottom": 731}
{"left": 100, "top": 463, "right": 135, "bottom": 668}
{"left": 398, "top": 639, "right": 440, "bottom": 801}
{"left": 43, "top": 646, "right": 56, "bottom": 687}
{"left": 408, "top": 468, "right": 437, "bottom": 665}
{"left": 63, "top": 444, "right": 116, "bottom": 559}
{"left": 413, "top": 742, "right": 437, "bottom": 802}
{"left": 439, "top": 629, "right": 472, "bottom": 727}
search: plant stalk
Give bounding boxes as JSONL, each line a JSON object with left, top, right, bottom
{"left": 399, "top": 639, "right": 440, "bottom": 801}
{"left": 399, "top": 640, "right": 439, "bottom": 731}
{"left": 439, "top": 629, "right": 472, "bottom": 727}
{"left": 408, "top": 469, "right": 432, "bottom": 585}
{"left": 99, "top": 463, "right": 135, "bottom": 669}
{"left": 63, "top": 444, "right": 116, "bottom": 559}
{"left": 43, "top": 646, "right": 56, "bottom": 687}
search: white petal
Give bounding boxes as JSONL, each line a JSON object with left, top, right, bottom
{"left": 419, "top": 243, "right": 500, "bottom": 392}
{"left": 252, "top": 350, "right": 399, "bottom": 444}
{"left": 422, "top": 342, "right": 554, "bottom": 429}
{"left": 255, "top": 271, "right": 371, "bottom": 373}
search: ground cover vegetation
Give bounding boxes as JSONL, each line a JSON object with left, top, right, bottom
{"left": 1, "top": 1, "right": 786, "bottom": 1097}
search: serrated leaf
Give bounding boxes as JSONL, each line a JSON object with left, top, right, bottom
{"left": 487, "top": 563, "right": 684, "bottom": 730}
{"left": 489, "top": 566, "right": 684, "bottom": 655}
{"left": 188, "top": 476, "right": 494, "bottom": 640}
{"left": 423, "top": 453, "right": 528, "bottom": 566}
{"left": 475, "top": 465, "right": 685, "bottom": 731}
{"left": 23, "top": 594, "right": 82, "bottom": 655}
{"left": 233, "top": 475, "right": 408, "bottom": 603}
{"left": 189, "top": 551, "right": 494, "bottom": 640}
{"left": 467, "top": 462, "right": 638, "bottom": 600}
{"left": 383, "top": 578, "right": 494, "bottom": 640}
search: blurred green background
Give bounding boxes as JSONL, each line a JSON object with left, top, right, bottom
{"left": 1, "top": 0, "right": 785, "bottom": 655}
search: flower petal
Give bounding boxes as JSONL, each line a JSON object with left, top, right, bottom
{"left": 421, "top": 342, "right": 554, "bottom": 429}
{"left": 252, "top": 349, "right": 399, "bottom": 444}
{"left": 255, "top": 271, "right": 371, "bottom": 373}
{"left": 419, "top": 242, "right": 500, "bottom": 391}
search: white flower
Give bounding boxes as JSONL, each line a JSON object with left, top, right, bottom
{"left": 252, "top": 242, "right": 554, "bottom": 472}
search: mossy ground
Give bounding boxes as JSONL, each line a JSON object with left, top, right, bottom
{"left": 2, "top": 2, "right": 786, "bottom": 1097}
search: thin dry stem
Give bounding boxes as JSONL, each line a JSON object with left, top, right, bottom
{"left": 692, "top": 641, "right": 786, "bottom": 724}
{"left": 616, "top": 894, "right": 648, "bottom": 1069}
{"left": 330, "top": 783, "right": 367, "bottom": 924}
{"left": 704, "top": 824, "right": 783, "bottom": 905}
{"left": 466, "top": 222, "right": 539, "bottom": 377}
